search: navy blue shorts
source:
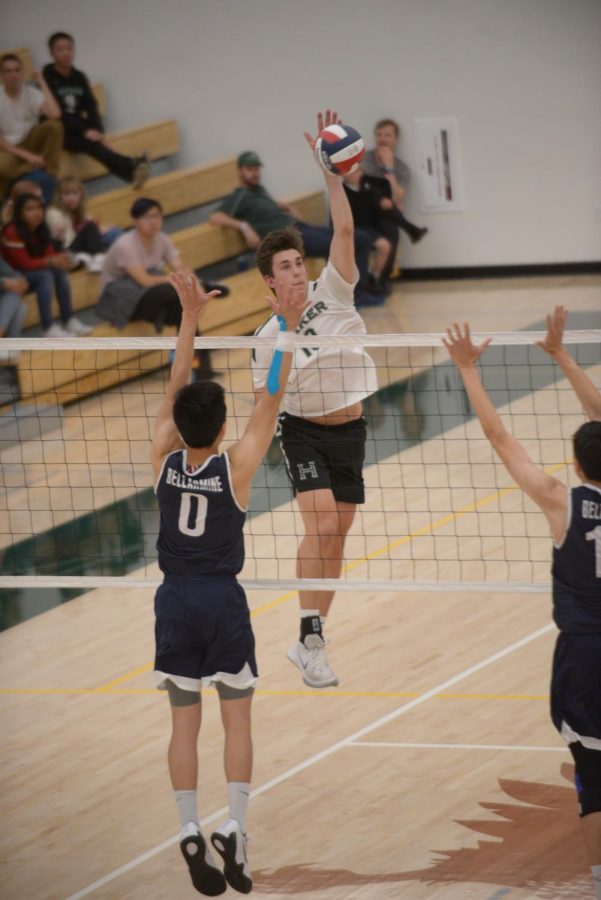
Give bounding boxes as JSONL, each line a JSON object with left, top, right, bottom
{"left": 550, "top": 632, "right": 601, "bottom": 748}
{"left": 153, "top": 575, "right": 257, "bottom": 692}
{"left": 278, "top": 413, "right": 366, "bottom": 505}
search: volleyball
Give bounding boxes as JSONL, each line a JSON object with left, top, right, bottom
{"left": 314, "top": 124, "right": 365, "bottom": 176}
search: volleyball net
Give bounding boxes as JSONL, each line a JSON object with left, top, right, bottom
{"left": 1, "top": 330, "right": 599, "bottom": 598}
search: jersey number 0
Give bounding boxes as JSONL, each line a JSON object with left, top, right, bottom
{"left": 178, "top": 492, "right": 208, "bottom": 537}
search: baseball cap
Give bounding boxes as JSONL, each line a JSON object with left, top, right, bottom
{"left": 237, "top": 151, "right": 263, "bottom": 168}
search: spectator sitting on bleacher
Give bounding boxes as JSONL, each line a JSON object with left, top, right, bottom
{"left": 0, "top": 54, "right": 63, "bottom": 198}
{"left": 43, "top": 33, "right": 149, "bottom": 189}
{"left": 209, "top": 151, "right": 383, "bottom": 307}
{"left": 343, "top": 167, "right": 428, "bottom": 292}
{"left": 362, "top": 118, "right": 427, "bottom": 252}
{"left": 47, "top": 175, "right": 117, "bottom": 273}
{"left": 2, "top": 176, "right": 44, "bottom": 225}
{"left": 342, "top": 168, "right": 397, "bottom": 295}
{"left": 96, "top": 197, "right": 224, "bottom": 376}
{"left": 1, "top": 192, "right": 92, "bottom": 337}
{"left": 0, "top": 255, "right": 28, "bottom": 358}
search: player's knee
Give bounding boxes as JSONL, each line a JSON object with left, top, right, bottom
{"left": 315, "top": 513, "right": 343, "bottom": 539}
{"left": 215, "top": 681, "right": 254, "bottom": 700}
{"left": 570, "top": 741, "right": 601, "bottom": 816}
{"left": 166, "top": 680, "right": 200, "bottom": 707}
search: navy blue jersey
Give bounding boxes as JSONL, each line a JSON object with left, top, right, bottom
{"left": 552, "top": 484, "right": 601, "bottom": 633}
{"left": 155, "top": 451, "right": 246, "bottom": 576}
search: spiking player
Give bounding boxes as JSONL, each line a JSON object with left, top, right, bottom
{"left": 444, "top": 322, "right": 601, "bottom": 900}
{"left": 151, "top": 272, "right": 305, "bottom": 895}
{"left": 251, "top": 110, "right": 378, "bottom": 689}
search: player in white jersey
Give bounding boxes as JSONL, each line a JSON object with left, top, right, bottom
{"left": 251, "top": 111, "right": 378, "bottom": 688}
{"left": 444, "top": 322, "right": 601, "bottom": 900}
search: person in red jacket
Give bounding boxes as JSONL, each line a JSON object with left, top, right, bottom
{"left": 1, "top": 192, "right": 91, "bottom": 336}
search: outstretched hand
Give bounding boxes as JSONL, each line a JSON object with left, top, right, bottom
{"left": 303, "top": 108, "right": 341, "bottom": 152}
{"left": 168, "top": 272, "right": 220, "bottom": 318}
{"left": 536, "top": 305, "right": 567, "bottom": 356}
{"left": 265, "top": 282, "right": 308, "bottom": 333}
{"left": 442, "top": 322, "right": 492, "bottom": 368}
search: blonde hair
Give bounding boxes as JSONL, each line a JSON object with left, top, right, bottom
{"left": 54, "top": 175, "right": 87, "bottom": 225}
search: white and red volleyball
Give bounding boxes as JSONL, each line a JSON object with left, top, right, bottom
{"left": 314, "top": 124, "right": 365, "bottom": 176}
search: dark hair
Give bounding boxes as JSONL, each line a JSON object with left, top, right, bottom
{"left": 172, "top": 381, "right": 226, "bottom": 448}
{"left": 10, "top": 193, "right": 50, "bottom": 258}
{"left": 573, "top": 421, "right": 601, "bottom": 481}
{"left": 256, "top": 226, "right": 305, "bottom": 278}
{"left": 48, "top": 32, "right": 74, "bottom": 50}
{"left": 0, "top": 54, "right": 22, "bottom": 70}
{"left": 375, "top": 118, "right": 400, "bottom": 137}
{"left": 130, "top": 197, "right": 162, "bottom": 220}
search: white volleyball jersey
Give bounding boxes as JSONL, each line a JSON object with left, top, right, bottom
{"left": 252, "top": 261, "right": 378, "bottom": 417}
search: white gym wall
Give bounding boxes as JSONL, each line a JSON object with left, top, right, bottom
{"left": 3, "top": 0, "right": 601, "bottom": 267}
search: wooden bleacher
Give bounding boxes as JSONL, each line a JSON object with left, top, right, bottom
{"left": 3, "top": 46, "right": 329, "bottom": 407}
{"left": 85, "top": 156, "right": 239, "bottom": 227}
{"left": 21, "top": 189, "right": 326, "bottom": 330}
{"left": 1, "top": 48, "right": 177, "bottom": 182}
{"left": 15, "top": 190, "right": 327, "bottom": 407}
{"left": 59, "top": 119, "right": 180, "bottom": 180}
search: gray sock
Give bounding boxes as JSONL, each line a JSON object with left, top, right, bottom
{"left": 175, "top": 789, "right": 198, "bottom": 828}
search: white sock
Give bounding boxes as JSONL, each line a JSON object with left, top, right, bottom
{"left": 301, "top": 609, "right": 320, "bottom": 618}
{"left": 592, "top": 864, "right": 601, "bottom": 899}
{"left": 228, "top": 781, "right": 250, "bottom": 831}
{"left": 175, "top": 789, "right": 198, "bottom": 828}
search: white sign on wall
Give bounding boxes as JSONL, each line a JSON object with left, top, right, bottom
{"left": 415, "top": 117, "right": 465, "bottom": 212}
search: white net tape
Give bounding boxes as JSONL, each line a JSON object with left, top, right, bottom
{"left": 1, "top": 330, "right": 599, "bottom": 595}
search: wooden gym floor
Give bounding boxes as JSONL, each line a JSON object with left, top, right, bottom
{"left": 1, "top": 275, "right": 600, "bottom": 899}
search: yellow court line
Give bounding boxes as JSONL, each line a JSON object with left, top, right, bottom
{"left": 80, "top": 458, "right": 573, "bottom": 692}
{"left": 0, "top": 686, "right": 549, "bottom": 701}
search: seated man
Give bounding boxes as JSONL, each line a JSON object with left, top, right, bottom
{"left": 0, "top": 54, "right": 63, "bottom": 197}
{"left": 43, "top": 32, "right": 149, "bottom": 188}
{"left": 362, "top": 117, "right": 427, "bottom": 269}
{"left": 209, "top": 150, "right": 383, "bottom": 307}
{"left": 344, "top": 168, "right": 427, "bottom": 291}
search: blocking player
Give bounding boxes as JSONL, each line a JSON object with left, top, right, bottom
{"left": 151, "top": 272, "right": 305, "bottom": 895}
{"left": 444, "top": 322, "right": 601, "bottom": 900}
{"left": 537, "top": 304, "right": 601, "bottom": 421}
{"left": 251, "top": 111, "right": 378, "bottom": 689}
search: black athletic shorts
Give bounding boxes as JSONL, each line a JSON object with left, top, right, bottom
{"left": 550, "top": 632, "right": 601, "bottom": 744}
{"left": 278, "top": 412, "right": 367, "bottom": 504}
{"left": 153, "top": 574, "right": 257, "bottom": 692}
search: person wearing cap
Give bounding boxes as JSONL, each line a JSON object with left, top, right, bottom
{"left": 209, "top": 151, "right": 383, "bottom": 307}
{"left": 96, "top": 197, "right": 222, "bottom": 375}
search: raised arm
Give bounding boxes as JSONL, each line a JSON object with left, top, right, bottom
{"left": 228, "top": 284, "right": 307, "bottom": 507}
{"left": 150, "top": 275, "right": 220, "bottom": 479}
{"left": 304, "top": 110, "right": 356, "bottom": 284}
{"left": 443, "top": 322, "right": 567, "bottom": 541}
{"left": 536, "top": 305, "right": 601, "bottom": 421}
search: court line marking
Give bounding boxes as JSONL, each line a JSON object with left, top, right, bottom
{"left": 93, "top": 460, "right": 566, "bottom": 692}
{"left": 0, "top": 686, "right": 549, "bottom": 701}
{"left": 65, "top": 620, "right": 554, "bottom": 899}
{"left": 350, "top": 741, "right": 566, "bottom": 752}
